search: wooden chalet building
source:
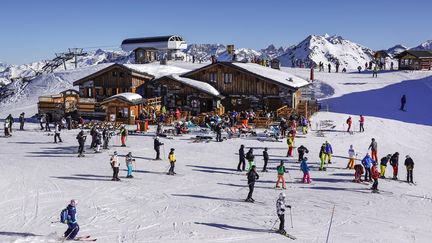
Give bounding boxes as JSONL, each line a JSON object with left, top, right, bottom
{"left": 72, "top": 63, "right": 154, "bottom": 102}
{"left": 178, "top": 62, "right": 310, "bottom": 111}
{"left": 395, "top": 50, "right": 432, "bottom": 70}
{"left": 100, "top": 93, "right": 143, "bottom": 124}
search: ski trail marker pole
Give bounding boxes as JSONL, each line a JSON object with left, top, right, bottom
{"left": 289, "top": 207, "right": 293, "bottom": 228}
{"left": 326, "top": 205, "right": 336, "bottom": 243}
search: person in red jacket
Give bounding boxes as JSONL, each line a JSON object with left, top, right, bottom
{"left": 371, "top": 161, "right": 380, "bottom": 192}
{"left": 359, "top": 115, "right": 365, "bottom": 132}
{"left": 346, "top": 116, "right": 352, "bottom": 133}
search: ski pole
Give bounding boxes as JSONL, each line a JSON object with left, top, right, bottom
{"left": 270, "top": 218, "right": 279, "bottom": 231}
{"left": 289, "top": 207, "right": 293, "bottom": 228}
{"left": 326, "top": 205, "right": 336, "bottom": 243}
{"left": 51, "top": 220, "right": 61, "bottom": 224}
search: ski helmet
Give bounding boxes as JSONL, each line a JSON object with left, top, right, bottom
{"left": 303, "top": 157, "right": 308, "bottom": 162}
{"left": 114, "top": 151, "right": 118, "bottom": 155}
{"left": 70, "top": 199, "right": 78, "bottom": 206}
{"left": 279, "top": 193, "right": 285, "bottom": 199}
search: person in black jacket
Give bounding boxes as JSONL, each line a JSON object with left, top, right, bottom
{"left": 297, "top": 145, "right": 309, "bottom": 162}
{"left": 76, "top": 130, "right": 86, "bottom": 157}
{"left": 215, "top": 123, "right": 222, "bottom": 142}
{"left": 237, "top": 145, "right": 245, "bottom": 171}
{"left": 245, "top": 165, "right": 259, "bottom": 202}
{"left": 262, "top": 148, "right": 269, "bottom": 172}
{"left": 154, "top": 136, "right": 164, "bottom": 160}
{"left": 19, "top": 112, "right": 25, "bottom": 130}
{"left": 404, "top": 155, "right": 414, "bottom": 183}
{"left": 390, "top": 152, "right": 399, "bottom": 180}
{"left": 246, "top": 148, "right": 255, "bottom": 171}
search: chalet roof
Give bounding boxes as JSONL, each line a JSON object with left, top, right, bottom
{"left": 100, "top": 92, "right": 143, "bottom": 105}
{"left": 121, "top": 35, "right": 182, "bottom": 45}
{"left": 167, "top": 74, "right": 222, "bottom": 98}
{"left": 124, "top": 64, "right": 189, "bottom": 79}
{"left": 395, "top": 50, "right": 432, "bottom": 59}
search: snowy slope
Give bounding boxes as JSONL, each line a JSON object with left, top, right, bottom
{"left": 278, "top": 34, "right": 374, "bottom": 69}
{"left": 0, "top": 69, "right": 432, "bottom": 243}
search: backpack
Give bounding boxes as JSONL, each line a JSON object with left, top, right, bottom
{"left": 60, "top": 208, "right": 69, "bottom": 224}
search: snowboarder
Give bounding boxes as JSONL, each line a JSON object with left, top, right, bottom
{"left": 19, "top": 112, "right": 25, "bottom": 130}
{"left": 262, "top": 147, "right": 269, "bottom": 172}
{"left": 276, "top": 161, "right": 287, "bottom": 189}
{"left": 297, "top": 145, "right": 309, "bottom": 162}
{"left": 346, "top": 116, "right": 352, "bottom": 133}
{"left": 154, "top": 136, "right": 164, "bottom": 160}
{"left": 76, "top": 130, "right": 86, "bottom": 157}
{"left": 404, "top": 155, "right": 414, "bottom": 183}
{"left": 110, "top": 151, "right": 120, "bottom": 181}
{"left": 368, "top": 138, "right": 378, "bottom": 162}
{"left": 245, "top": 165, "right": 259, "bottom": 202}
{"left": 354, "top": 163, "right": 364, "bottom": 183}
{"left": 359, "top": 115, "right": 365, "bottom": 132}
{"left": 237, "top": 145, "right": 246, "bottom": 172}
{"left": 371, "top": 161, "right": 380, "bottom": 192}
{"left": 246, "top": 148, "right": 255, "bottom": 171}
{"left": 400, "top": 95, "right": 406, "bottom": 111}
{"left": 325, "top": 141, "right": 333, "bottom": 164}
{"left": 54, "top": 122, "right": 63, "bottom": 143}
{"left": 119, "top": 125, "right": 127, "bottom": 147}
{"left": 286, "top": 134, "right": 294, "bottom": 157}
{"left": 300, "top": 157, "right": 311, "bottom": 184}
{"left": 63, "top": 199, "right": 79, "bottom": 240}
{"left": 125, "top": 152, "right": 135, "bottom": 178}
{"left": 276, "top": 193, "right": 291, "bottom": 234}
{"left": 319, "top": 143, "right": 327, "bottom": 171}
{"left": 346, "top": 145, "right": 357, "bottom": 169}
{"left": 390, "top": 152, "right": 399, "bottom": 180}
{"left": 361, "top": 153, "right": 373, "bottom": 182}
{"left": 380, "top": 154, "right": 391, "bottom": 178}
{"left": 168, "top": 148, "right": 176, "bottom": 175}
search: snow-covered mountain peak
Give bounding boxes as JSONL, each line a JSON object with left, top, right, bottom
{"left": 412, "top": 40, "right": 432, "bottom": 50}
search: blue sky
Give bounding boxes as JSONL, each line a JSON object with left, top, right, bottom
{"left": 1, "top": 0, "right": 431, "bottom": 64}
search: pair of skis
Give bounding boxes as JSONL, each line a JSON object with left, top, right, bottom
{"left": 62, "top": 235, "right": 96, "bottom": 242}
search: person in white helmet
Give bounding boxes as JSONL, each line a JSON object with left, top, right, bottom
{"left": 276, "top": 192, "right": 291, "bottom": 234}
{"left": 110, "top": 151, "right": 120, "bottom": 181}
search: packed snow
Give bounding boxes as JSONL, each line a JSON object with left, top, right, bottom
{"left": 1, "top": 67, "right": 432, "bottom": 242}
{"left": 168, "top": 75, "right": 221, "bottom": 97}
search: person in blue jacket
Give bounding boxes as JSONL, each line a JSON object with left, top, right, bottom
{"left": 64, "top": 199, "right": 79, "bottom": 240}
{"left": 325, "top": 141, "right": 333, "bottom": 164}
{"left": 361, "top": 153, "right": 373, "bottom": 181}
{"left": 300, "top": 157, "right": 311, "bottom": 183}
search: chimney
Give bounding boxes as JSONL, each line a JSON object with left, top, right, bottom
{"left": 227, "top": 44, "right": 235, "bottom": 55}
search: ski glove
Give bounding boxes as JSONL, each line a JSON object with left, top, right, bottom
{"left": 286, "top": 205, "right": 292, "bottom": 209}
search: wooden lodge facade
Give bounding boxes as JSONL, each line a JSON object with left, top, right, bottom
{"left": 100, "top": 93, "right": 143, "bottom": 124}
{"left": 395, "top": 50, "right": 432, "bottom": 70}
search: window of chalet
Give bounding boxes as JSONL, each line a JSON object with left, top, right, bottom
{"left": 112, "top": 71, "right": 118, "bottom": 77}
{"left": 87, "top": 88, "right": 93, "bottom": 98}
{"left": 119, "top": 72, "right": 124, "bottom": 77}
{"left": 223, "top": 73, "right": 233, "bottom": 84}
{"left": 209, "top": 72, "right": 217, "bottom": 83}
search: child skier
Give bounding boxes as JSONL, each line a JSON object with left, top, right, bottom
{"left": 276, "top": 193, "right": 291, "bottom": 235}
{"left": 325, "top": 141, "right": 333, "bottom": 164}
{"left": 262, "top": 148, "right": 269, "bottom": 172}
{"left": 276, "top": 161, "right": 287, "bottom": 189}
{"left": 168, "top": 148, "right": 176, "bottom": 175}
{"left": 237, "top": 145, "right": 246, "bottom": 172}
{"left": 361, "top": 153, "right": 373, "bottom": 182}
{"left": 346, "top": 145, "right": 357, "bottom": 169}
{"left": 286, "top": 134, "right": 294, "bottom": 157}
{"left": 380, "top": 154, "right": 391, "bottom": 178}
{"left": 390, "top": 152, "right": 399, "bottom": 180}
{"left": 297, "top": 145, "right": 309, "bottom": 162}
{"left": 63, "top": 199, "right": 79, "bottom": 240}
{"left": 353, "top": 163, "right": 364, "bottom": 183}
{"left": 245, "top": 165, "right": 259, "bottom": 202}
{"left": 246, "top": 148, "right": 255, "bottom": 171}
{"left": 404, "top": 155, "right": 414, "bottom": 183}
{"left": 319, "top": 143, "right": 326, "bottom": 171}
{"left": 110, "top": 151, "right": 120, "bottom": 181}
{"left": 371, "top": 161, "right": 380, "bottom": 192}
{"left": 300, "top": 157, "right": 311, "bottom": 184}
{"left": 125, "top": 152, "right": 135, "bottom": 178}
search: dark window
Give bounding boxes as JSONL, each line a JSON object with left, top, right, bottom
{"left": 209, "top": 72, "right": 217, "bottom": 83}
{"left": 119, "top": 72, "right": 124, "bottom": 77}
{"left": 112, "top": 71, "right": 118, "bottom": 77}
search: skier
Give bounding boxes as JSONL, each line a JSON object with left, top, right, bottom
{"left": 89, "top": 124, "right": 97, "bottom": 149}
{"left": 19, "top": 112, "right": 25, "bottom": 130}
{"left": 276, "top": 161, "right": 287, "bottom": 189}
{"left": 404, "top": 155, "right": 414, "bottom": 183}
{"left": 368, "top": 138, "right": 378, "bottom": 162}
{"left": 215, "top": 123, "right": 222, "bottom": 142}
{"left": 45, "top": 115, "right": 51, "bottom": 132}
{"left": 371, "top": 161, "right": 380, "bottom": 192}
{"left": 237, "top": 145, "right": 246, "bottom": 172}
{"left": 119, "top": 125, "right": 127, "bottom": 147}
{"left": 63, "top": 199, "right": 79, "bottom": 240}
{"left": 300, "top": 157, "right": 311, "bottom": 184}
{"left": 54, "top": 122, "right": 63, "bottom": 143}
{"left": 346, "top": 116, "right": 352, "bottom": 133}
{"left": 276, "top": 193, "right": 291, "bottom": 234}
{"left": 390, "top": 152, "right": 399, "bottom": 180}
{"left": 110, "top": 151, "right": 120, "bottom": 181}
{"left": 76, "top": 130, "right": 86, "bottom": 157}
{"left": 102, "top": 127, "right": 111, "bottom": 150}
{"left": 353, "top": 163, "right": 364, "bottom": 183}
{"left": 245, "top": 165, "right": 259, "bottom": 202}
{"left": 372, "top": 66, "right": 378, "bottom": 78}
{"left": 328, "top": 63, "right": 331, "bottom": 73}
{"left": 380, "top": 154, "right": 391, "bottom": 178}
{"left": 154, "top": 136, "right": 164, "bottom": 160}
{"left": 168, "top": 148, "right": 176, "bottom": 175}
{"left": 346, "top": 145, "right": 357, "bottom": 169}
{"left": 4, "top": 117, "right": 11, "bottom": 137}
{"left": 297, "top": 145, "right": 309, "bottom": 162}
{"left": 361, "top": 153, "right": 373, "bottom": 182}
{"left": 94, "top": 127, "right": 102, "bottom": 153}
{"left": 335, "top": 62, "right": 340, "bottom": 73}
{"left": 319, "top": 143, "right": 327, "bottom": 171}
{"left": 6, "top": 114, "right": 13, "bottom": 133}
{"left": 286, "top": 134, "right": 294, "bottom": 157}
{"left": 246, "top": 148, "right": 255, "bottom": 171}
{"left": 125, "top": 152, "right": 135, "bottom": 178}
{"left": 359, "top": 115, "right": 365, "bottom": 132}
{"left": 39, "top": 113, "right": 46, "bottom": 130}
{"left": 325, "top": 141, "right": 333, "bottom": 164}
{"left": 400, "top": 95, "right": 406, "bottom": 111}
{"left": 262, "top": 147, "right": 269, "bottom": 172}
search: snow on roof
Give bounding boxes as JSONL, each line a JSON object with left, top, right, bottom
{"left": 169, "top": 74, "right": 221, "bottom": 97}
{"left": 101, "top": 92, "right": 143, "bottom": 105}
{"left": 124, "top": 63, "right": 190, "bottom": 78}
{"left": 230, "top": 62, "right": 310, "bottom": 88}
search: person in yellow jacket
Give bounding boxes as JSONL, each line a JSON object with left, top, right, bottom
{"left": 168, "top": 148, "right": 176, "bottom": 175}
{"left": 286, "top": 134, "right": 294, "bottom": 157}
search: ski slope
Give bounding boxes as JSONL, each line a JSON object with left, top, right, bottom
{"left": 0, "top": 69, "right": 432, "bottom": 243}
